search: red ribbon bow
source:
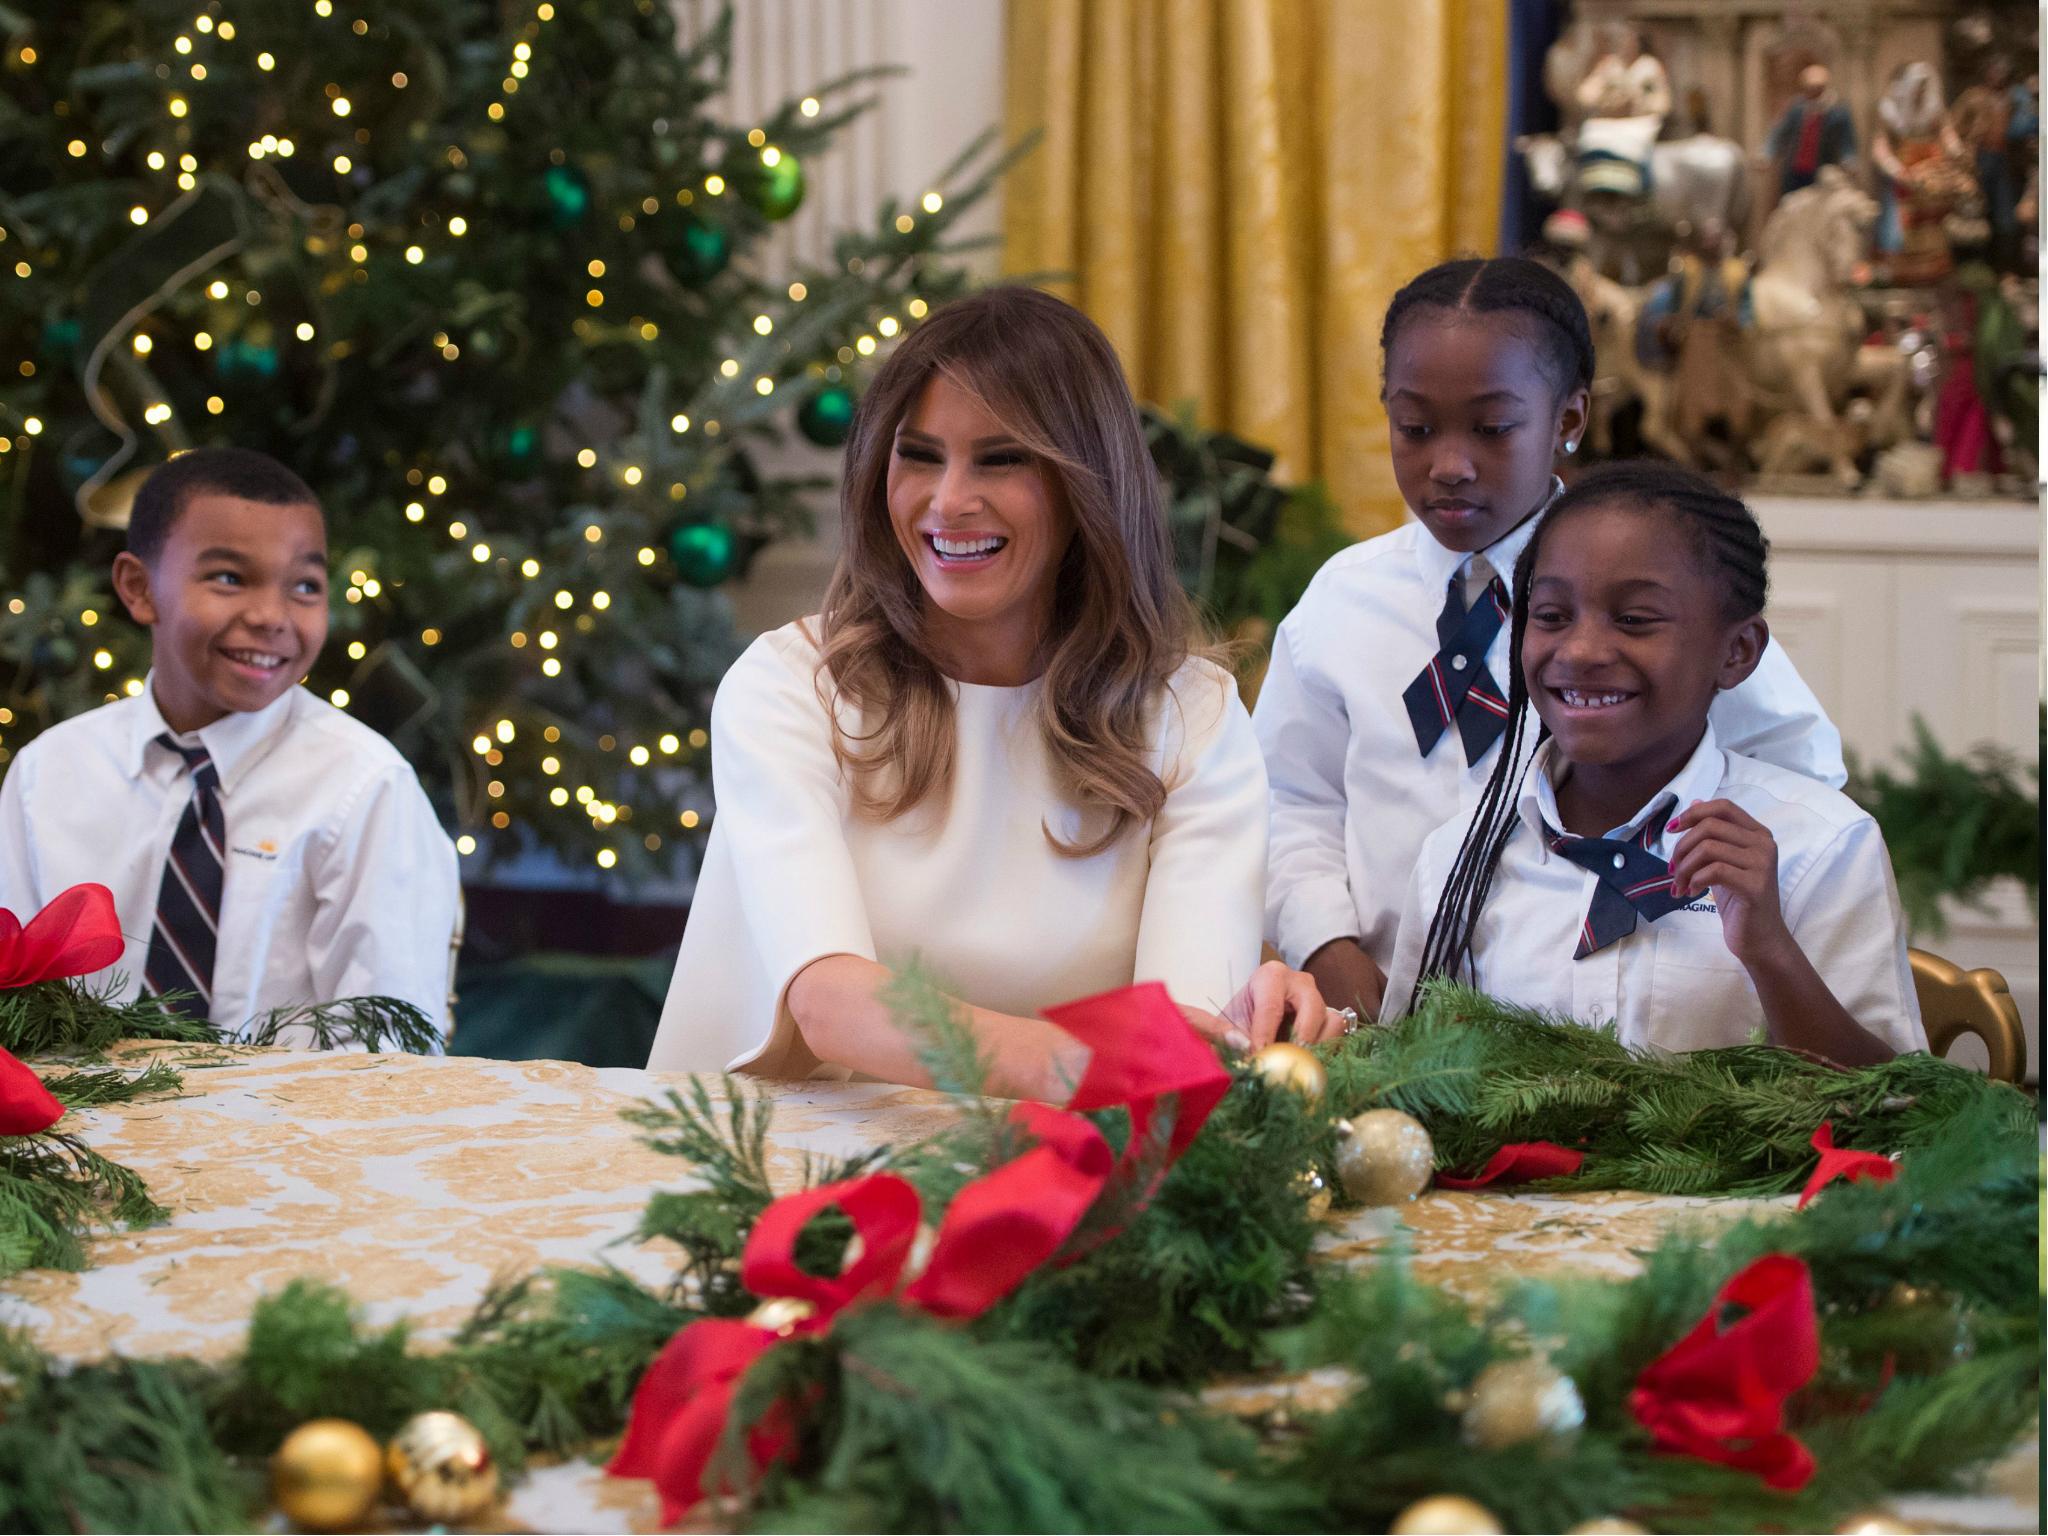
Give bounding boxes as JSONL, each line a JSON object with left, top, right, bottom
{"left": 609, "top": 982, "right": 1227, "bottom": 1523}
{"left": 1797, "top": 1122, "right": 1897, "bottom": 1209}
{"left": 1628, "top": 1254, "right": 1819, "bottom": 1490}
{"left": 0, "top": 886, "right": 123, "bottom": 1138}
{"left": 0, "top": 883, "right": 125, "bottom": 991}
{"left": 1436, "top": 1140, "right": 1585, "bottom": 1188}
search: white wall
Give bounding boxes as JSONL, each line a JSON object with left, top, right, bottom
{"left": 674, "top": 0, "right": 1008, "bottom": 630}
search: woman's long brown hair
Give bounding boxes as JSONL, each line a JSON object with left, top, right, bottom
{"left": 815, "top": 285, "right": 1198, "bottom": 857}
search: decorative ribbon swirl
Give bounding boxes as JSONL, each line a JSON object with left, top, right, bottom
{"left": 0, "top": 884, "right": 125, "bottom": 991}
{"left": 0, "top": 884, "right": 127, "bottom": 1137}
{"left": 609, "top": 981, "right": 1227, "bottom": 1523}
{"left": 1628, "top": 1254, "right": 1819, "bottom": 1490}
{"left": 1436, "top": 1140, "right": 1585, "bottom": 1188}
{"left": 1796, "top": 1122, "right": 1897, "bottom": 1209}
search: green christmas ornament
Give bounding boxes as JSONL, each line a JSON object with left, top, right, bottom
{"left": 490, "top": 422, "right": 541, "bottom": 474}
{"left": 41, "top": 318, "right": 81, "bottom": 366}
{"left": 543, "top": 163, "right": 591, "bottom": 228}
{"left": 668, "top": 217, "right": 731, "bottom": 283}
{"left": 796, "top": 383, "right": 856, "bottom": 446}
{"left": 739, "top": 150, "right": 804, "bottom": 220}
{"left": 666, "top": 521, "right": 739, "bottom": 587}
{"left": 215, "top": 338, "right": 281, "bottom": 380}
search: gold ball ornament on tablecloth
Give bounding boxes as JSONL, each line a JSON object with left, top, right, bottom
{"left": 746, "top": 1296, "right": 818, "bottom": 1336}
{"left": 1293, "top": 1166, "right": 1333, "bottom": 1220}
{"left": 1333, "top": 1108, "right": 1435, "bottom": 1204}
{"left": 1246, "top": 1041, "right": 1328, "bottom": 1105}
{"left": 271, "top": 1418, "right": 385, "bottom": 1532}
{"left": 1459, "top": 1356, "right": 1586, "bottom": 1451}
{"left": 385, "top": 1410, "right": 499, "bottom": 1523}
{"left": 1566, "top": 1519, "right": 1651, "bottom": 1534}
{"left": 1389, "top": 1493, "right": 1505, "bottom": 1534}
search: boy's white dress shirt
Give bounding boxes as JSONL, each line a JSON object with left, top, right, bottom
{"left": 1253, "top": 513, "right": 1847, "bottom": 973}
{"left": 1380, "top": 723, "right": 1927, "bottom": 1056}
{"left": 0, "top": 680, "right": 459, "bottom": 1044}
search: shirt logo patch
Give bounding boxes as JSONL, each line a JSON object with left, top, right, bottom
{"left": 1679, "top": 896, "right": 1718, "bottom": 914}
{"left": 231, "top": 840, "right": 280, "bottom": 862}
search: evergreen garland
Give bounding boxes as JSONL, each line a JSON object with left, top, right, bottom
{"left": 0, "top": 974, "right": 2034, "bottom": 1533}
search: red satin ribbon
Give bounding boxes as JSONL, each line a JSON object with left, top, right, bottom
{"left": 1628, "top": 1254, "right": 1819, "bottom": 1490}
{"left": 610, "top": 982, "right": 1224, "bottom": 1523}
{"left": 1797, "top": 1122, "right": 1897, "bottom": 1209}
{"left": 0, "top": 1047, "right": 61, "bottom": 1136}
{"left": 0, "top": 883, "right": 124, "bottom": 991}
{"left": 1437, "top": 1140, "right": 1585, "bottom": 1188}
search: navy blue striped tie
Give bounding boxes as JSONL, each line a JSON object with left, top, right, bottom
{"left": 1402, "top": 571, "right": 1513, "bottom": 763}
{"left": 144, "top": 735, "right": 224, "bottom": 1018}
{"left": 1546, "top": 806, "right": 1689, "bottom": 959}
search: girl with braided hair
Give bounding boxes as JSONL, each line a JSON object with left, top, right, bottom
{"left": 1382, "top": 461, "right": 1923, "bottom": 1063}
{"left": 1254, "top": 257, "right": 1845, "bottom": 1024}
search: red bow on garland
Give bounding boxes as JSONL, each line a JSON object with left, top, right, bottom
{"left": 1797, "top": 1122, "right": 1897, "bottom": 1209}
{"left": 0, "top": 884, "right": 125, "bottom": 1137}
{"left": 608, "top": 982, "right": 1229, "bottom": 1523}
{"left": 1436, "top": 1140, "right": 1584, "bottom": 1188}
{"left": 1628, "top": 1254, "right": 1820, "bottom": 1490}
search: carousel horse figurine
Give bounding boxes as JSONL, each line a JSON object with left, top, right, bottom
{"left": 1743, "top": 167, "right": 1912, "bottom": 486}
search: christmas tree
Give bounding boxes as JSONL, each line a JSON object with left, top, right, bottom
{"left": 0, "top": 0, "right": 1001, "bottom": 875}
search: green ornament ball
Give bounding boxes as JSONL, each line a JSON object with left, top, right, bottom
{"left": 739, "top": 151, "right": 805, "bottom": 220}
{"left": 490, "top": 422, "right": 541, "bottom": 474}
{"left": 667, "top": 522, "right": 739, "bottom": 588}
{"left": 41, "top": 318, "right": 82, "bottom": 366}
{"left": 796, "top": 384, "right": 856, "bottom": 447}
{"left": 215, "top": 339, "right": 281, "bottom": 381}
{"left": 668, "top": 217, "right": 731, "bottom": 284}
{"left": 543, "top": 164, "right": 592, "bottom": 228}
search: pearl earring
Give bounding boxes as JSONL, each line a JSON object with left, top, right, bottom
{"left": 1564, "top": 440, "right": 1578, "bottom": 454}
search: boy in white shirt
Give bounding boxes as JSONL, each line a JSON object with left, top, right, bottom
{"left": 1253, "top": 258, "right": 1844, "bottom": 1019}
{"left": 0, "top": 448, "right": 459, "bottom": 1044}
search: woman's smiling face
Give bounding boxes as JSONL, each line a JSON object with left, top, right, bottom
{"left": 887, "top": 373, "right": 1073, "bottom": 673}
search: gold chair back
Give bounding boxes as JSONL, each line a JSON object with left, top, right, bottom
{"left": 1908, "top": 948, "right": 2027, "bottom": 1083}
{"left": 446, "top": 887, "right": 466, "bottom": 1042}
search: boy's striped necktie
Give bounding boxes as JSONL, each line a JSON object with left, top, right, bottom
{"left": 1403, "top": 569, "right": 1513, "bottom": 763}
{"left": 1546, "top": 805, "right": 1690, "bottom": 959}
{"left": 144, "top": 735, "right": 224, "bottom": 1019}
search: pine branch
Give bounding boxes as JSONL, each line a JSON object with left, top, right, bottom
{"left": 240, "top": 996, "right": 440, "bottom": 1054}
{"left": 0, "top": 975, "right": 216, "bottom": 1060}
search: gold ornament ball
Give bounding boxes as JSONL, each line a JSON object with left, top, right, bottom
{"left": 386, "top": 1410, "right": 499, "bottom": 1523}
{"left": 271, "top": 1418, "right": 385, "bottom": 1532}
{"left": 1294, "top": 1166, "right": 1333, "bottom": 1220}
{"left": 1834, "top": 1516, "right": 1920, "bottom": 1535}
{"left": 1567, "top": 1520, "right": 1651, "bottom": 1534}
{"left": 1460, "top": 1357, "right": 1586, "bottom": 1451}
{"left": 1247, "top": 1041, "right": 1327, "bottom": 1105}
{"left": 746, "top": 1295, "right": 818, "bottom": 1336}
{"left": 1390, "top": 1494, "right": 1505, "bottom": 1535}
{"left": 1333, "top": 1108, "right": 1435, "bottom": 1205}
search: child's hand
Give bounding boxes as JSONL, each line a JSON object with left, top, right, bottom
{"left": 1666, "top": 798, "right": 1793, "bottom": 968}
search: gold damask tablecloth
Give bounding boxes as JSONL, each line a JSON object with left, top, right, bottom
{"left": 3, "top": 1046, "right": 2032, "bottom": 1534}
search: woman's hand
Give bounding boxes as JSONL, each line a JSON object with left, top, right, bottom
{"left": 1668, "top": 798, "right": 1792, "bottom": 968}
{"left": 1223, "top": 959, "right": 1337, "bottom": 1049}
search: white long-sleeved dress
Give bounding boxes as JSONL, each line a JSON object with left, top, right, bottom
{"left": 648, "top": 622, "right": 1268, "bottom": 1076}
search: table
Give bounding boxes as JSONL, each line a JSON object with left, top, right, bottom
{"left": 3, "top": 1047, "right": 2032, "bottom": 1534}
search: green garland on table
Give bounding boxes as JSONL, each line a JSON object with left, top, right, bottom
{"left": 0, "top": 979, "right": 444, "bottom": 1278}
{"left": 0, "top": 977, "right": 2035, "bottom": 1533}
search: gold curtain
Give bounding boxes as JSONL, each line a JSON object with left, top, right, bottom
{"left": 1003, "top": 0, "right": 1509, "bottom": 537}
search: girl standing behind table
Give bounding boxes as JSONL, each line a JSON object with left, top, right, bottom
{"left": 649, "top": 287, "right": 1334, "bottom": 1096}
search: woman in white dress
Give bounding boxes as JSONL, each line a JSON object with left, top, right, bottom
{"left": 648, "top": 287, "right": 1334, "bottom": 1097}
